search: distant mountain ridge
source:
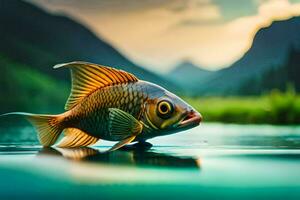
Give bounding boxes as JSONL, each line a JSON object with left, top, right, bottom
{"left": 169, "top": 16, "right": 300, "bottom": 95}
{"left": 0, "top": 0, "right": 177, "bottom": 89}
{"left": 200, "top": 16, "right": 300, "bottom": 95}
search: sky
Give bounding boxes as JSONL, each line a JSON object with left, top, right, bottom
{"left": 29, "top": 0, "right": 300, "bottom": 72}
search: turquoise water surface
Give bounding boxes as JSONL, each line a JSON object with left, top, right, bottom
{"left": 0, "top": 123, "right": 300, "bottom": 199}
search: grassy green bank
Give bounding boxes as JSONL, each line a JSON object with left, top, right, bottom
{"left": 0, "top": 55, "right": 69, "bottom": 113}
{"left": 184, "top": 89, "right": 300, "bottom": 125}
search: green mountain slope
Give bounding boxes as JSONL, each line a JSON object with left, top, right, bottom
{"left": 0, "top": 55, "right": 68, "bottom": 113}
{"left": 238, "top": 47, "right": 300, "bottom": 95}
{"left": 0, "top": 0, "right": 176, "bottom": 88}
{"left": 0, "top": 0, "right": 178, "bottom": 112}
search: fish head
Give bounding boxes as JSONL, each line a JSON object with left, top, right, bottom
{"left": 142, "top": 83, "right": 202, "bottom": 136}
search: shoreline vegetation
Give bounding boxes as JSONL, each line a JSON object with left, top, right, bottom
{"left": 184, "top": 88, "right": 300, "bottom": 125}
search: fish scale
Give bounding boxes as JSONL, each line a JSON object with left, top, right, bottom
{"left": 65, "top": 82, "right": 147, "bottom": 140}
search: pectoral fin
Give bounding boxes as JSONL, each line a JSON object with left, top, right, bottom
{"left": 107, "top": 108, "right": 143, "bottom": 151}
{"left": 108, "top": 108, "right": 143, "bottom": 140}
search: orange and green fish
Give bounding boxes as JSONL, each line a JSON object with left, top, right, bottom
{"left": 2, "top": 62, "right": 202, "bottom": 151}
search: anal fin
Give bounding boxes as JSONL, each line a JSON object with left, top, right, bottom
{"left": 57, "top": 128, "right": 99, "bottom": 148}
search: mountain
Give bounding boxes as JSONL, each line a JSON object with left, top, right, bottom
{"left": 0, "top": 0, "right": 177, "bottom": 87}
{"left": 196, "top": 16, "right": 300, "bottom": 95}
{"left": 238, "top": 47, "right": 300, "bottom": 95}
{"left": 167, "top": 60, "right": 213, "bottom": 94}
{"left": 0, "top": 0, "right": 177, "bottom": 112}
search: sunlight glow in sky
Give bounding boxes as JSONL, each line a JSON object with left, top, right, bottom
{"left": 29, "top": 0, "right": 300, "bottom": 72}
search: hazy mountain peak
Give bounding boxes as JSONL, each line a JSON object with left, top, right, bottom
{"left": 172, "top": 60, "right": 210, "bottom": 72}
{"left": 167, "top": 60, "right": 213, "bottom": 94}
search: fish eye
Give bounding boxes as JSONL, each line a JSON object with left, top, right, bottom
{"left": 157, "top": 100, "right": 174, "bottom": 119}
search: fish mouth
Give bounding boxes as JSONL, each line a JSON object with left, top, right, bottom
{"left": 177, "top": 110, "right": 202, "bottom": 129}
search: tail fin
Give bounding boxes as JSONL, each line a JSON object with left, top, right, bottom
{"left": 1, "top": 112, "right": 64, "bottom": 147}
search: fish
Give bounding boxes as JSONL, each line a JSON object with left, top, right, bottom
{"left": 1, "top": 61, "right": 202, "bottom": 151}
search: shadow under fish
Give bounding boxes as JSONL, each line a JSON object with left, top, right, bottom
{"left": 38, "top": 145, "right": 201, "bottom": 170}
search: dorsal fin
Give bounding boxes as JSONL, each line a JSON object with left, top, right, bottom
{"left": 54, "top": 61, "right": 138, "bottom": 110}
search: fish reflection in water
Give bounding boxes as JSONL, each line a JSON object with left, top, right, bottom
{"left": 38, "top": 145, "right": 200, "bottom": 169}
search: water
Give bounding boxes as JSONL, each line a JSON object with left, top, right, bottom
{"left": 0, "top": 123, "right": 300, "bottom": 199}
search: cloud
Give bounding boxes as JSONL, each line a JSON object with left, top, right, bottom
{"left": 28, "top": 0, "right": 172, "bottom": 13}
{"left": 212, "top": 0, "right": 258, "bottom": 21}
{"left": 28, "top": 0, "right": 300, "bottom": 72}
{"left": 150, "top": 0, "right": 300, "bottom": 70}
{"left": 259, "top": 0, "right": 300, "bottom": 19}
{"left": 128, "top": 0, "right": 300, "bottom": 71}
{"left": 219, "top": 0, "right": 300, "bottom": 66}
